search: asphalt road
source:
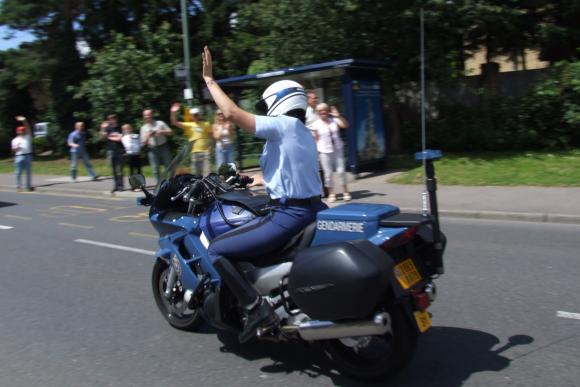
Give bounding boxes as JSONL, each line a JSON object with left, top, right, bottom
{"left": 0, "top": 190, "right": 579, "bottom": 386}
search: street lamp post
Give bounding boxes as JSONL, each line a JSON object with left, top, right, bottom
{"left": 180, "top": 0, "right": 193, "bottom": 107}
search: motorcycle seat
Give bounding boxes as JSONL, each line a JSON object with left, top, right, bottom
{"left": 238, "top": 221, "right": 317, "bottom": 268}
{"left": 218, "top": 190, "right": 271, "bottom": 216}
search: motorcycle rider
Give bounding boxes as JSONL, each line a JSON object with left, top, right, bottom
{"left": 202, "top": 46, "right": 327, "bottom": 342}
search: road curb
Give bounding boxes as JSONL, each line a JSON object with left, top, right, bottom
{"left": 400, "top": 208, "right": 580, "bottom": 225}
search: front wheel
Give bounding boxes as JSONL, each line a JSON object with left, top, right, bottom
{"left": 152, "top": 259, "right": 204, "bottom": 331}
{"left": 322, "top": 306, "right": 418, "bottom": 380}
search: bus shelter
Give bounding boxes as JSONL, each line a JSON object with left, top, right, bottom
{"left": 213, "top": 59, "right": 389, "bottom": 174}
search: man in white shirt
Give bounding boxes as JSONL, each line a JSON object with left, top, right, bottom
{"left": 11, "top": 116, "right": 34, "bottom": 192}
{"left": 140, "top": 108, "right": 173, "bottom": 184}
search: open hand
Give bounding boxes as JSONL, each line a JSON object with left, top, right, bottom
{"left": 202, "top": 46, "right": 213, "bottom": 82}
{"left": 170, "top": 103, "right": 181, "bottom": 113}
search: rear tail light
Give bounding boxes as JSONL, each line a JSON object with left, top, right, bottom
{"left": 412, "top": 289, "right": 431, "bottom": 311}
{"left": 381, "top": 226, "right": 418, "bottom": 251}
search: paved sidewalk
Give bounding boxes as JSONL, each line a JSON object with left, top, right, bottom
{"left": 1, "top": 172, "right": 579, "bottom": 224}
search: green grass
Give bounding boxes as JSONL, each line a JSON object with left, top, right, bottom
{"left": 2, "top": 150, "right": 580, "bottom": 186}
{"left": 388, "top": 149, "right": 580, "bottom": 186}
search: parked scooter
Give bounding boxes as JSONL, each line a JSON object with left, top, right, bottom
{"left": 130, "top": 143, "right": 446, "bottom": 380}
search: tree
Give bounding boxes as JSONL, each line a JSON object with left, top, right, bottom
{"left": 74, "top": 22, "right": 181, "bottom": 137}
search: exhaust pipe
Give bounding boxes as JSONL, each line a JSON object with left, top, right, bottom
{"left": 280, "top": 313, "right": 391, "bottom": 341}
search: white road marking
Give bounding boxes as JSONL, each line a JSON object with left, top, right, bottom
{"left": 59, "top": 223, "right": 95, "bottom": 229}
{"left": 74, "top": 239, "right": 155, "bottom": 256}
{"left": 0, "top": 225, "right": 14, "bottom": 230}
{"left": 557, "top": 311, "right": 580, "bottom": 320}
{"left": 129, "top": 232, "right": 157, "bottom": 239}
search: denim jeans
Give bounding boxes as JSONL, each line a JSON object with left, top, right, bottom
{"left": 191, "top": 151, "right": 211, "bottom": 177}
{"left": 70, "top": 150, "right": 96, "bottom": 180}
{"left": 147, "top": 143, "right": 172, "bottom": 184}
{"left": 14, "top": 154, "right": 32, "bottom": 189}
{"left": 215, "top": 142, "right": 234, "bottom": 168}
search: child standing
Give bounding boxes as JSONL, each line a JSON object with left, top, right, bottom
{"left": 121, "top": 124, "right": 142, "bottom": 177}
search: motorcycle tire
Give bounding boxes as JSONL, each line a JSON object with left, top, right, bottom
{"left": 152, "top": 259, "right": 204, "bottom": 331}
{"left": 322, "top": 306, "right": 418, "bottom": 381}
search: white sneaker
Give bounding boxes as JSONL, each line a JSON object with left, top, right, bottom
{"left": 327, "top": 194, "right": 336, "bottom": 203}
{"left": 343, "top": 193, "right": 351, "bottom": 201}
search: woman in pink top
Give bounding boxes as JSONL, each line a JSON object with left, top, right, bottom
{"left": 312, "top": 103, "right": 350, "bottom": 203}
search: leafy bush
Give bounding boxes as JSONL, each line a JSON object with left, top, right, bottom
{"left": 32, "top": 136, "right": 50, "bottom": 155}
{"left": 422, "top": 60, "right": 580, "bottom": 152}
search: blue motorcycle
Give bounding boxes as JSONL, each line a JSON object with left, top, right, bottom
{"left": 129, "top": 144, "right": 446, "bottom": 380}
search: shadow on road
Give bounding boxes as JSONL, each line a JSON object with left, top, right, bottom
{"left": 349, "top": 190, "right": 387, "bottom": 200}
{"left": 0, "top": 201, "right": 17, "bottom": 208}
{"left": 216, "top": 326, "right": 534, "bottom": 386}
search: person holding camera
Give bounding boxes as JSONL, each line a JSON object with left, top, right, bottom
{"left": 99, "top": 114, "right": 125, "bottom": 193}
{"left": 140, "top": 108, "right": 173, "bottom": 184}
{"left": 11, "top": 115, "right": 34, "bottom": 192}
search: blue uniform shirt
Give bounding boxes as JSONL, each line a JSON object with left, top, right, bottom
{"left": 255, "top": 115, "right": 322, "bottom": 200}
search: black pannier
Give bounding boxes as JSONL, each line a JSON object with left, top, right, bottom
{"left": 288, "top": 240, "right": 394, "bottom": 320}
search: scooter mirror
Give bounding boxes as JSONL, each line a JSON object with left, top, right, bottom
{"left": 129, "top": 173, "right": 146, "bottom": 189}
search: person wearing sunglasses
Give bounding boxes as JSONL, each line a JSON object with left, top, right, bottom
{"left": 202, "top": 46, "right": 326, "bottom": 343}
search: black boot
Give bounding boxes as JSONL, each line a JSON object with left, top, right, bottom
{"left": 213, "top": 258, "right": 279, "bottom": 343}
{"left": 239, "top": 298, "right": 279, "bottom": 343}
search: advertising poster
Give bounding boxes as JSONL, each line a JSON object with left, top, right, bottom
{"left": 352, "top": 80, "right": 386, "bottom": 164}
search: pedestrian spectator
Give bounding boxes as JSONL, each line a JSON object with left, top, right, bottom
{"left": 67, "top": 121, "right": 98, "bottom": 182}
{"left": 140, "top": 108, "right": 173, "bottom": 184}
{"left": 212, "top": 109, "right": 234, "bottom": 167}
{"left": 170, "top": 104, "right": 213, "bottom": 176}
{"left": 305, "top": 90, "right": 328, "bottom": 197}
{"left": 11, "top": 115, "right": 34, "bottom": 192}
{"left": 312, "top": 103, "right": 351, "bottom": 203}
{"left": 99, "top": 114, "right": 125, "bottom": 193}
{"left": 121, "top": 124, "right": 142, "bottom": 178}
{"left": 305, "top": 90, "right": 320, "bottom": 131}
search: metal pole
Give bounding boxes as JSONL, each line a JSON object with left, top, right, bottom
{"left": 180, "top": 0, "right": 193, "bottom": 107}
{"left": 420, "top": 7, "right": 430, "bottom": 216}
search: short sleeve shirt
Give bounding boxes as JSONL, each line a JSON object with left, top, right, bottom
{"left": 312, "top": 118, "right": 344, "bottom": 154}
{"left": 255, "top": 115, "right": 322, "bottom": 200}
{"left": 11, "top": 135, "right": 32, "bottom": 155}
{"left": 140, "top": 120, "right": 170, "bottom": 148}
{"left": 105, "top": 125, "right": 125, "bottom": 153}
{"left": 182, "top": 121, "right": 213, "bottom": 153}
{"left": 67, "top": 131, "right": 86, "bottom": 153}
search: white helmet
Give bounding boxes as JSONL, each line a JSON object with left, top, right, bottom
{"left": 255, "top": 80, "right": 307, "bottom": 116}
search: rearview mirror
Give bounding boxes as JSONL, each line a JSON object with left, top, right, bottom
{"left": 129, "top": 174, "right": 146, "bottom": 189}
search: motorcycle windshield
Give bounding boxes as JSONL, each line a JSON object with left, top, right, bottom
{"left": 160, "top": 141, "right": 193, "bottom": 185}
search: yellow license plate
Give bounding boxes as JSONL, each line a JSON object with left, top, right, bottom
{"left": 394, "top": 258, "right": 422, "bottom": 289}
{"left": 414, "top": 310, "right": 432, "bottom": 333}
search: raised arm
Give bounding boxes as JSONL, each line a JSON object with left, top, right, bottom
{"left": 330, "top": 106, "right": 349, "bottom": 129}
{"left": 15, "top": 116, "right": 31, "bottom": 135}
{"left": 170, "top": 103, "right": 185, "bottom": 130}
{"left": 202, "top": 46, "right": 256, "bottom": 134}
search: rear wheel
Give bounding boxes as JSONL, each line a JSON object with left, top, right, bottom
{"left": 322, "top": 306, "right": 418, "bottom": 380}
{"left": 152, "top": 259, "right": 204, "bottom": 331}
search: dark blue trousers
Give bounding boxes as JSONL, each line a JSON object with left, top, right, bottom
{"left": 208, "top": 201, "right": 326, "bottom": 306}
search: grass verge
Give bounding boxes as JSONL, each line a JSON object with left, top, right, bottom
{"left": 387, "top": 149, "right": 580, "bottom": 186}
